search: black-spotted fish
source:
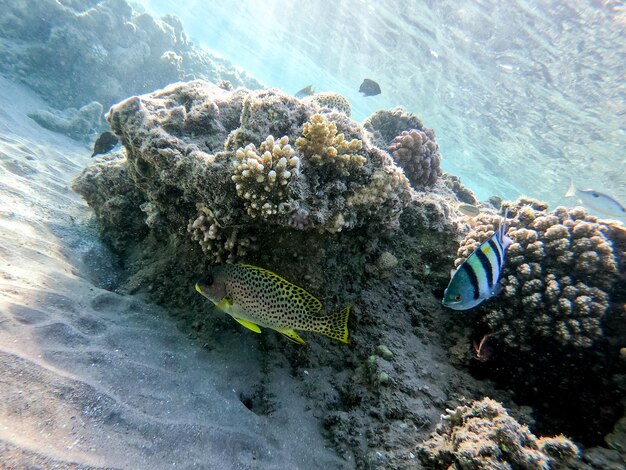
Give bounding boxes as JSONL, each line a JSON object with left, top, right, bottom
{"left": 442, "top": 211, "right": 512, "bottom": 310}
{"left": 195, "top": 264, "right": 350, "bottom": 344}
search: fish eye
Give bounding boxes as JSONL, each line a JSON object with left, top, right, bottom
{"left": 454, "top": 295, "right": 462, "bottom": 301}
{"left": 592, "top": 192, "right": 599, "bottom": 198}
{"left": 204, "top": 274, "right": 214, "bottom": 286}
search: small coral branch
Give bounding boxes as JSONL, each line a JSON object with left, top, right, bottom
{"left": 232, "top": 135, "right": 300, "bottom": 218}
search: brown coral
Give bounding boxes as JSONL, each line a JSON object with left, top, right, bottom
{"left": 454, "top": 199, "right": 619, "bottom": 349}
{"left": 417, "top": 398, "right": 580, "bottom": 469}
{"left": 295, "top": 113, "right": 365, "bottom": 175}
{"left": 388, "top": 129, "right": 442, "bottom": 189}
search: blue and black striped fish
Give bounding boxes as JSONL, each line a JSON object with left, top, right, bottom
{"left": 442, "top": 211, "right": 512, "bottom": 310}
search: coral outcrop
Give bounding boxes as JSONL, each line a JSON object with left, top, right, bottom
{"left": 303, "top": 92, "right": 352, "bottom": 116}
{"left": 388, "top": 128, "right": 442, "bottom": 189}
{"left": 454, "top": 198, "right": 620, "bottom": 349}
{"left": 364, "top": 107, "right": 425, "bottom": 148}
{"left": 417, "top": 398, "right": 580, "bottom": 469}
{"left": 74, "top": 81, "right": 414, "bottom": 265}
{"left": 28, "top": 102, "right": 104, "bottom": 141}
{"left": 0, "top": 0, "right": 261, "bottom": 110}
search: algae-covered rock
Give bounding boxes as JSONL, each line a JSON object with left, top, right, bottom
{"left": 417, "top": 398, "right": 580, "bottom": 469}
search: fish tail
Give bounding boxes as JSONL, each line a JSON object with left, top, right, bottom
{"left": 565, "top": 180, "right": 576, "bottom": 198}
{"left": 313, "top": 306, "right": 351, "bottom": 344}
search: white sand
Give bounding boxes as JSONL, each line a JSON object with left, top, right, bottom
{"left": 0, "top": 75, "right": 346, "bottom": 469}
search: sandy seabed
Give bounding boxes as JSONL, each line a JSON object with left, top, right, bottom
{"left": 0, "top": 75, "right": 347, "bottom": 469}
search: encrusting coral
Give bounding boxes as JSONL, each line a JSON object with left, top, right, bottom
{"left": 417, "top": 398, "right": 580, "bottom": 469}
{"left": 454, "top": 198, "right": 619, "bottom": 349}
{"left": 388, "top": 128, "right": 442, "bottom": 189}
{"left": 232, "top": 135, "right": 300, "bottom": 218}
{"left": 295, "top": 113, "right": 366, "bottom": 175}
{"left": 363, "top": 107, "right": 425, "bottom": 148}
{"left": 303, "top": 92, "right": 352, "bottom": 117}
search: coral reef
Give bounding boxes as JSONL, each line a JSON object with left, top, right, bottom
{"left": 74, "top": 81, "right": 414, "bottom": 265}
{"left": 187, "top": 203, "right": 255, "bottom": 263}
{"left": 454, "top": 198, "right": 620, "bottom": 349}
{"left": 417, "top": 398, "right": 580, "bottom": 469}
{"left": 388, "top": 128, "right": 442, "bottom": 189}
{"left": 0, "top": 0, "right": 261, "bottom": 110}
{"left": 442, "top": 174, "right": 479, "bottom": 205}
{"left": 303, "top": 92, "right": 352, "bottom": 116}
{"left": 28, "top": 102, "right": 103, "bottom": 141}
{"left": 295, "top": 113, "right": 366, "bottom": 175}
{"left": 364, "top": 107, "right": 425, "bottom": 148}
{"left": 232, "top": 135, "right": 299, "bottom": 219}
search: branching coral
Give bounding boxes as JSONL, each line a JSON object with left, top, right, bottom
{"left": 187, "top": 203, "right": 255, "bottom": 263}
{"left": 454, "top": 198, "right": 619, "bottom": 349}
{"left": 232, "top": 135, "right": 300, "bottom": 218}
{"left": 295, "top": 114, "right": 365, "bottom": 176}
{"left": 388, "top": 129, "right": 442, "bottom": 189}
{"left": 303, "top": 92, "right": 352, "bottom": 116}
{"left": 417, "top": 398, "right": 580, "bottom": 469}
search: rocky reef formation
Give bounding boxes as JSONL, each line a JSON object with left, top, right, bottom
{"left": 417, "top": 398, "right": 580, "bottom": 469}
{"left": 73, "top": 79, "right": 625, "bottom": 467}
{"left": 0, "top": 0, "right": 261, "bottom": 111}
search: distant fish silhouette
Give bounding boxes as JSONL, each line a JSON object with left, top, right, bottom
{"left": 91, "top": 131, "right": 119, "bottom": 157}
{"left": 359, "top": 78, "right": 381, "bottom": 97}
{"left": 295, "top": 85, "right": 315, "bottom": 98}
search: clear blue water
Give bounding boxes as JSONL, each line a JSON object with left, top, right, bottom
{"left": 142, "top": 0, "right": 626, "bottom": 209}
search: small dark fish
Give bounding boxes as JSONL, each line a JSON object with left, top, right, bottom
{"left": 359, "top": 78, "right": 381, "bottom": 97}
{"left": 295, "top": 85, "right": 315, "bottom": 98}
{"left": 91, "top": 131, "right": 119, "bottom": 158}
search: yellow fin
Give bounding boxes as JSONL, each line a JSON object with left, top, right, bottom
{"left": 279, "top": 329, "right": 306, "bottom": 345}
{"left": 216, "top": 297, "right": 233, "bottom": 311}
{"left": 314, "top": 306, "right": 351, "bottom": 344}
{"left": 233, "top": 317, "right": 261, "bottom": 333}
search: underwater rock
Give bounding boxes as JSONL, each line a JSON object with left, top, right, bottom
{"left": 417, "top": 398, "right": 580, "bottom": 469}
{"left": 363, "top": 107, "right": 425, "bottom": 149}
{"left": 388, "top": 128, "right": 442, "bottom": 189}
{"left": 442, "top": 173, "right": 479, "bottom": 205}
{"left": 0, "top": 0, "right": 261, "bottom": 110}
{"left": 303, "top": 92, "right": 352, "bottom": 117}
{"left": 28, "top": 101, "right": 103, "bottom": 141}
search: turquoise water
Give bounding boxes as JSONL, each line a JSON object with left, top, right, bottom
{"left": 142, "top": 0, "right": 626, "bottom": 208}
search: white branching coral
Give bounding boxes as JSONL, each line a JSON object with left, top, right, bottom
{"left": 187, "top": 203, "right": 254, "bottom": 263}
{"left": 232, "top": 135, "right": 300, "bottom": 218}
